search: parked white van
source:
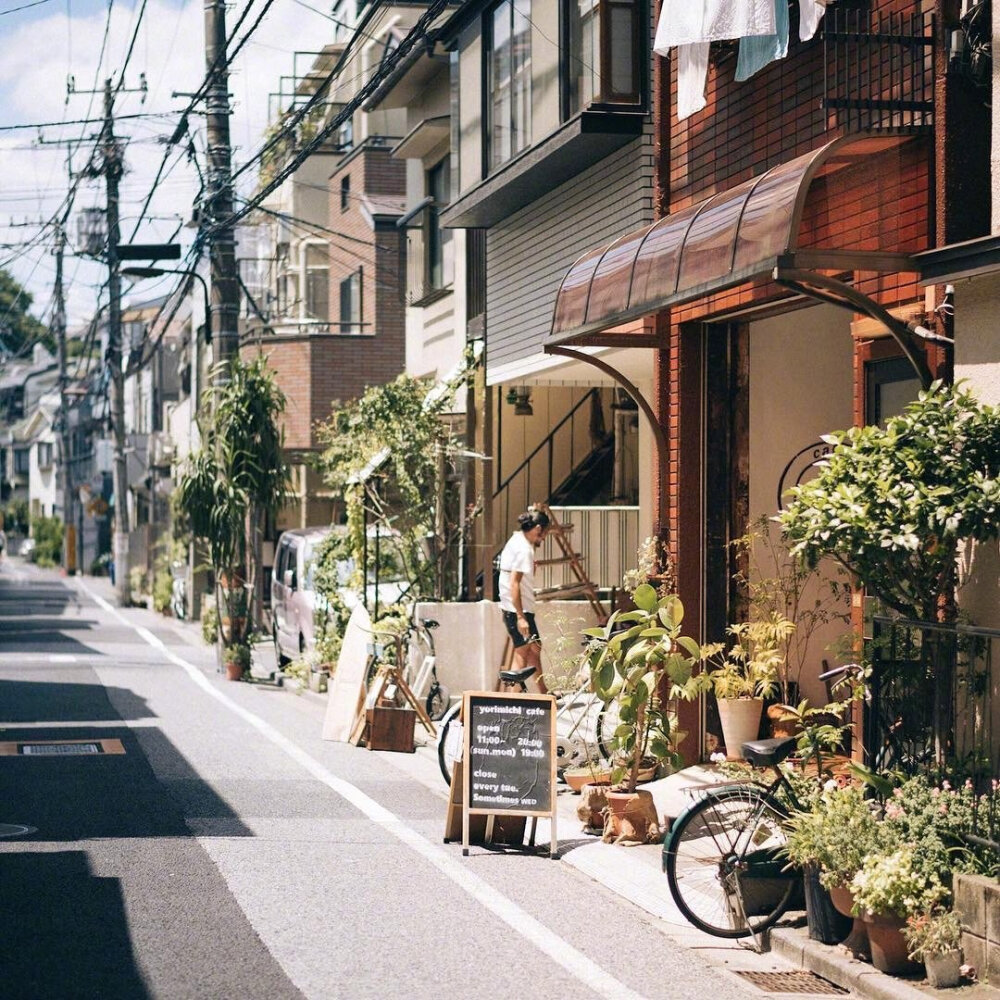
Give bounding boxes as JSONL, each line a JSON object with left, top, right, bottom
{"left": 271, "top": 526, "right": 408, "bottom": 664}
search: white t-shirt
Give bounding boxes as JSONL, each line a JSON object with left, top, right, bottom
{"left": 497, "top": 530, "right": 536, "bottom": 613}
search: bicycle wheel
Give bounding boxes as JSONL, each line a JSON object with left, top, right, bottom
{"left": 663, "top": 785, "right": 796, "bottom": 938}
{"left": 436, "top": 703, "right": 463, "bottom": 786}
{"left": 425, "top": 681, "right": 450, "bottom": 722}
{"left": 595, "top": 700, "right": 621, "bottom": 761}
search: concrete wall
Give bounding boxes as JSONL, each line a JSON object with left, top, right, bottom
{"left": 954, "top": 873, "right": 1000, "bottom": 984}
{"left": 749, "top": 304, "right": 854, "bottom": 706}
{"left": 414, "top": 599, "right": 600, "bottom": 696}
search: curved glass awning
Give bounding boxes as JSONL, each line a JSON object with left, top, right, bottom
{"left": 548, "top": 134, "right": 927, "bottom": 347}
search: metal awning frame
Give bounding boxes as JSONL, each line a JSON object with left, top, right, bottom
{"left": 772, "top": 265, "right": 953, "bottom": 390}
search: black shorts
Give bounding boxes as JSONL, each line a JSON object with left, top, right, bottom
{"left": 501, "top": 610, "right": 540, "bottom": 649}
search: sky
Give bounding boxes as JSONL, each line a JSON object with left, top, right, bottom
{"left": 0, "top": 0, "right": 337, "bottom": 336}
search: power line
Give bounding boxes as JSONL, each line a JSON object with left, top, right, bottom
{"left": 217, "top": 1, "right": 450, "bottom": 231}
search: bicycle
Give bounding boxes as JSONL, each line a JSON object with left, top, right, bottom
{"left": 662, "top": 734, "right": 803, "bottom": 943}
{"left": 435, "top": 662, "right": 619, "bottom": 786}
{"left": 362, "top": 616, "right": 450, "bottom": 722}
{"left": 170, "top": 562, "right": 187, "bottom": 621}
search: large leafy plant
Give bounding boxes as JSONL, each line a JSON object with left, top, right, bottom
{"left": 779, "top": 381, "right": 1000, "bottom": 622}
{"left": 704, "top": 615, "right": 791, "bottom": 700}
{"left": 177, "top": 355, "right": 290, "bottom": 650}
{"left": 584, "top": 585, "right": 705, "bottom": 793}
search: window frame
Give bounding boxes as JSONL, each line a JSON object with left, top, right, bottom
{"left": 303, "top": 242, "right": 330, "bottom": 322}
{"left": 339, "top": 269, "right": 362, "bottom": 333}
{"left": 426, "top": 157, "right": 454, "bottom": 295}
{"left": 483, "top": 0, "right": 533, "bottom": 177}
{"left": 13, "top": 447, "right": 29, "bottom": 476}
{"left": 560, "top": 0, "right": 646, "bottom": 121}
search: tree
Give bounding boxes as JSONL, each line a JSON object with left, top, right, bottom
{"left": 177, "top": 355, "right": 291, "bottom": 660}
{"left": 0, "top": 270, "right": 52, "bottom": 356}
{"left": 313, "top": 354, "right": 478, "bottom": 604}
{"left": 778, "top": 381, "right": 1000, "bottom": 622}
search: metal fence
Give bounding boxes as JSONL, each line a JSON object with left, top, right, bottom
{"left": 869, "top": 615, "right": 1000, "bottom": 787}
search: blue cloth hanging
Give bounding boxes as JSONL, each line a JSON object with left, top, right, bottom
{"left": 735, "top": 0, "right": 790, "bottom": 81}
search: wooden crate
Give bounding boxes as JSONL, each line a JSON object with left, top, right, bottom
{"left": 365, "top": 706, "right": 416, "bottom": 753}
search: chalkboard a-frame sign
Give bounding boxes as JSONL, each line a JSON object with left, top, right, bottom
{"left": 462, "top": 690, "right": 558, "bottom": 858}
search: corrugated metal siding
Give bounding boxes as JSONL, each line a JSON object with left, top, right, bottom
{"left": 486, "top": 131, "right": 655, "bottom": 370}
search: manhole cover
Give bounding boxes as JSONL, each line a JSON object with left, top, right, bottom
{"left": 0, "top": 823, "right": 37, "bottom": 838}
{"left": 734, "top": 970, "right": 848, "bottom": 995}
{"left": 20, "top": 742, "right": 102, "bottom": 756}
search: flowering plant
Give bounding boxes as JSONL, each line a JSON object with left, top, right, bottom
{"left": 903, "top": 907, "right": 963, "bottom": 961}
{"left": 850, "top": 846, "right": 948, "bottom": 918}
{"left": 783, "top": 785, "right": 886, "bottom": 890}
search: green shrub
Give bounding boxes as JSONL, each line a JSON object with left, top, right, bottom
{"left": 29, "top": 515, "right": 62, "bottom": 567}
{"left": 152, "top": 565, "right": 172, "bottom": 614}
{"left": 201, "top": 600, "right": 218, "bottom": 645}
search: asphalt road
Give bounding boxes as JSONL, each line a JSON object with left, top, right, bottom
{"left": 0, "top": 559, "right": 763, "bottom": 1000}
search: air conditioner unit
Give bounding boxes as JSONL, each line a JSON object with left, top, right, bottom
{"left": 149, "top": 431, "right": 176, "bottom": 469}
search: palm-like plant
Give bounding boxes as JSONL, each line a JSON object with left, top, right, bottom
{"left": 177, "top": 356, "right": 290, "bottom": 652}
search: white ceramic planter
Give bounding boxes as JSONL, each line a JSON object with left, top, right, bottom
{"left": 924, "top": 949, "right": 962, "bottom": 988}
{"left": 717, "top": 698, "right": 764, "bottom": 760}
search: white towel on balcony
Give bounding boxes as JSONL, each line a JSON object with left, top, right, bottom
{"left": 736, "top": 0, "right": 789, "bottom": 81}
{"left": 799, "top": 0, "right": 827, "bottom": 42}
{"left": 654, "top": 0, "right": 777, "bottom": 52}
{"left": 676, "top": 42, "right": 711, "bottom": 120}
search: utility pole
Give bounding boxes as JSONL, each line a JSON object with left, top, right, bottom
{"left": 52, "top": 224, "right": 75, "bottom": 574}
{"left": 204, "top": 0, "right": 240, "bottom": 373}
{"left": 100, "top": 79, "right": 131, "bottom": 606}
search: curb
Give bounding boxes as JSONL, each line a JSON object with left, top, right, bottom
{"left": 770, "top": 927, "right": 930, "bottom": 1000}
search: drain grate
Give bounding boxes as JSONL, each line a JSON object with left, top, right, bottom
{"left": 0, "top": 739, "right": 126, "bottom": 757}
{"left": 21, "top": 742, "right": 102, "bottom": 756}
{"left": 734, "top": 970, "right": 848, "bottom": 995}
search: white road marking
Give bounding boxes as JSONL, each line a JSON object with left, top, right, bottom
{"left": 48, "top": 654, "right": 77, "bottom": 663}
{"left": 77, "top": 580, "right": 645, "bottom": 1000}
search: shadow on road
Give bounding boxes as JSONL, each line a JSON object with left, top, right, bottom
{"left": 0, "top": 850, "right": 151, "bottom": 1000}
{"left": 0, "top": 678, "right": 154, "bottom": 723}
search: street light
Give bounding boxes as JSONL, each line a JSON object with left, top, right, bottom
{"left": 120, "top": 266, "right": 211, "bottom": 343}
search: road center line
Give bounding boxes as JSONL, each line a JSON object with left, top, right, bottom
{"left": 77, "top": 580, "right": 645, "bottom": 1000}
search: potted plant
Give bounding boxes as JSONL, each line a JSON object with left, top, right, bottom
{"left": 904, "top": 908, "right": 964, "bottom": 988}
{"left": 705, "top": 615, "right": 791, "bottom": 760}
{"left": 222, "top": 642, "right": 251, "bottom": 682}
{"left": 850, "top": 845, "right": 948, "bottom": 975}
{"left": 783, "top": 784, "right": 885, "bottom": 954}
{"left": 584, "top": 583, "right": 705, "bottom": 843}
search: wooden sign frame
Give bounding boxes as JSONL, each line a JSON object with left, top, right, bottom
{"left": 461, "top": 690, "right": 558, "bottom": 859}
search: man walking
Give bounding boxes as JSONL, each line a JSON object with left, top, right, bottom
{"left": 497, "top": 507, "right": 550, "bottom": 693}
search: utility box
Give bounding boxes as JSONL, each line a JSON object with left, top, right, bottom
{"left": 364, "top": 707, "right": 416, "bottom": 753}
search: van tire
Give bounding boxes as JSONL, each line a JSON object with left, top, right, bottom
{"left": 273, "top": 628, "right": 290, "bottom": 667}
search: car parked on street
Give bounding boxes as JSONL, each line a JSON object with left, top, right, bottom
{"left": 271, "top": 526, "right": 409, "bottom": 665}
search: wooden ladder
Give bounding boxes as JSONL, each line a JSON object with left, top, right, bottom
{"left": 532, "top": 502, "right": 608, "bottom": 624}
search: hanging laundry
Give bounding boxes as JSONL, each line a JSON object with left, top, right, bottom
{"left": 654, "top": 0, "right": 777, "bottom": 54}
{"left": 735, "top": 0, "right": 790, "bottom": 81}
{"left": 677, "top": 42, "right": 711, "bottom": 120}
{"left": 799, "top": 0, "right": 828, "bottom": 42}
{"left": 655, "top": 0, "right": 778, "bottom": 120}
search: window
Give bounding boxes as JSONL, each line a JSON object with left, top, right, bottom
{"left": 564, "top": 0, "right": 642, "bottom": 116}
{"left": 486, "top": 0, "right": 532, "bottom": 172}
{"left": 427, "top": 158, "right": 454, "bottom": 291}
{"left": 304, "top": 244, "right": 329, "bottom": 321}
{"left": 340, "top": 175, "right": 350, "bottom": 212}
{"left": 13, "top": 448, "right": 28, "bottom": 476}
{"left": 339, "top": 270, "right": 362, "bottom": 332}
{"left": 37, "top": 442, "right": 53, "bottom": 469}
{"left": 867, "top": 357, "right": 921, "bottom": 427}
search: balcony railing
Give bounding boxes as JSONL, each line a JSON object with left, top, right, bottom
{"left": 823, "top": 7, "right": 935, "bottom": 132}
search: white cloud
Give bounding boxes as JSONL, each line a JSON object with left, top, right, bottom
{"left": 0, "top": 0, "right": 335, "bottom": 327}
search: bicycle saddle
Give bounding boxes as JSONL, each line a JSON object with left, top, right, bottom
{"left": 740, "top": 735, "right": 798, "bottom": 768}
{"left": 498, "top": 666, "right": 537, "bottom": 688}
{"left": 420, "top": 618, "right": 439, "bottom": 629}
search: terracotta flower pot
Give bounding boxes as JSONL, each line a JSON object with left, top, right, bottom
{"left": 863, "top": 912, "right": 922, "bottom": 976}
{"left": 829, "top": 885, "right": 871, "bottom": 960}
{"left": 602, "top": 788, "right": 660, "bottom": 844}
{"left": 924, "top": 949, "right": 962, "bottom": 988}
{"left": 224, "top": 660, "right": 244, "bottom": 681}
{"left": 576, "top": 780, "right": 611, "bottom": 831}
{"left": 767, "top": 703, "right": 802, "bottom": 739}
